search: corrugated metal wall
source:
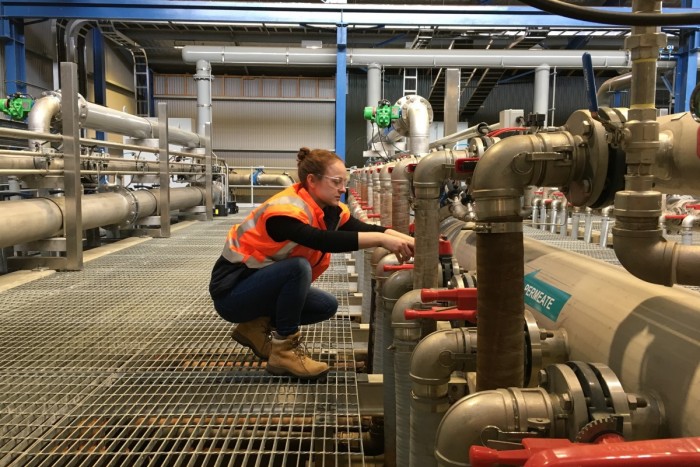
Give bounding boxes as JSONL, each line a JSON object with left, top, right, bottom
{"left": 155, "top": 75, "right": 335, "bottom": 169}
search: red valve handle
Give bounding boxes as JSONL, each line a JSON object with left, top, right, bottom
{"left": 384, "top": 264, "right": 414, "bottom": 271}
{"left": 421, "top": 287, "right": 477, "bottom": 310}
{"left": 404, "top": 308, "right": 477, "bottom": 322}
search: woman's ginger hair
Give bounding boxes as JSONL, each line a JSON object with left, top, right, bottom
{"left": 296, "top": 147, "right": 344, "bottom": 188}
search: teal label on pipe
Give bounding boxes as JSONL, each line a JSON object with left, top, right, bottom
{"left": 524, "top": 270, "right": 571, "bottom": 321}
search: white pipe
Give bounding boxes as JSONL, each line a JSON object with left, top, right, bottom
{"left": 367, "top": 63, "right": 382, "bottom": 143}
{"left": 194, "top": 59, "right": 213, "bottom": 137}
{"left": 534, "top": 65, "right": 550, "bottom": 127}
{"left": 182, "top": 46, "right": 638, "bottom": 69}
{"left": 681, "top": 213, "right": 698, "bottom": 246}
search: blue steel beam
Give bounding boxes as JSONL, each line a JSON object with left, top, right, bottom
{"left": 335, "top": 24, "right": 347, "bottom": 162}
{"left": 1, "top": 2, "right": 697, "bottom": 28}
{"left": 0, "top": 18, "right": 26, "bottom": 95}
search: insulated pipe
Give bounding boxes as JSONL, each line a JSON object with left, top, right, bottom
{"left": 409, "top": 328, "right": 476, "bottom": 467}
{"left": 413, "top": 149, "right": 465, "bottom": 290}
{"left": 194, "top": 59, "right": 213, "bottom": 137}
{"left": 372, "top": 253, "right": 400, "bottom": 373}
{"left": 470, "top": 132, "right": 582, "bottom": 391}
{"left": 596, "top": 72, "right": 632, "bottom": 105}
{"left": 381, "top": 268, "right": 414, "bottom": 467}
{"left": 392, "top": 289, "right": 424, "bottom": 467}
{"left": 522, "top": 237, "right": 700, "bottom": 437}
{"left": 182, "top": 46, "right": 637, "bottom": 69}
{"left": 391, "top": 157, "right": 416, "bottom": 235}
{"left": 0, "top": 187, "right": 204, "bottom": 248}
{"left": 379, "top": 162, "right": 395, "bottom": 227}
{"left": 534, "top": 65, "right": 550, "bottom": 127}
{"left": 367, "top": 63, "right": 382, "bottom": 142}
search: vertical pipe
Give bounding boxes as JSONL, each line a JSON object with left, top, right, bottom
{"left": 194, "top": 59, "right": 212, "bottom": 137}
{"left": 444, "top": 68, "right": 461, "bottom": 148}
{"left": 476, "top": 230, "right": 525, "bottom": 391}
{"left": 157, "top": 101, "right": 171, "bottom": 237}
{"left": 367, "top": 63, "right": 382, "bottom": 143}
{"left": 534, "top": 65, "right": 550, "bottom": 127}
{"left": 60, "top": 62, "right": 83, "bottom": 271}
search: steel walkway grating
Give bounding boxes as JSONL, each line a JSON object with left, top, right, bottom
{"left": 0, "top": 213, "right": 365, "bottom": 466}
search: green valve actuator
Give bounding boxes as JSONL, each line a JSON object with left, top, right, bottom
{"left": 363, "top": 99, "right": 400, "bottom": 128}
{"left": 0, "top": 93, "right": 34, "bottom": 120}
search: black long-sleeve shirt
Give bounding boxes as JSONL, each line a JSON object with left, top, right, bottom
{"left": 209, "top": 206, "right": 386, "bottom": 299}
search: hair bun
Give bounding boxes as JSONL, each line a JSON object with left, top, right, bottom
{"left": 297, "top": 147, "right": 311, "bottom": 163}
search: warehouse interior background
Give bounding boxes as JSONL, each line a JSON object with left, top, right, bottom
{"left": 1, "top": 1, "right": 699, "bottom": 466}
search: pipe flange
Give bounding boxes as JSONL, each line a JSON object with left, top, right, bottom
{"left": 587, "top": 363, "right": 632, "bottom": 438}
{"left": 540, "top": 363, "right": 589, "bottom": 439}
{"left": 101, "top": 185, "right": 139, "bottom": 228}
{"left": 563, "top": 110, "right": 609, "bottom": 207}
{"left": 524, "top": 310, "right": 543, "bottom": 387}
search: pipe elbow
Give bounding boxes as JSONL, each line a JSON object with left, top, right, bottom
{"left": 391, "top": 157, "right": 416, "bottom": 184}
{"left": 27, "top": 93, "right": 62, "bottom": 150}
{"left": 471, "top": 134, "right": 538, "bottom": 199}
{"left": 410, "top": 328, "right": 474, "bottom": 388}
{"left": 612, "top": 228, "right": 678, "bottom": 286}
{"left": 435, "top": 389, "right": 515, "bottom": 466}
{"left": 392, "top": 289, "right": 423, "bottom": 339}
{"left": 413, "top": 150, "right": 460, "bottom": 197}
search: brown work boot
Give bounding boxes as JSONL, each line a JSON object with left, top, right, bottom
{"left": 266, "top": 331, "right": 330, "bottom": 380}
{"left": 231, "top": 316, "right": 272, "bottom": 360}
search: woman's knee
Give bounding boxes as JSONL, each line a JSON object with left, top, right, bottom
{"left": 286, "top": 256, "right": 312, "bottom": 281}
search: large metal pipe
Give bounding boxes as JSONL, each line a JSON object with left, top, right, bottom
{"left": 409, "top": 328, "right": 476, "bottom": 467}
{"left": 413, "top": 149, "right": 463, "bottom": 289}
{"left": 367, "top": 63, "right": 382, "bottom": 142}
{"left": 522, "top": 237, "right": 700, "bottom": 438}
{"left": 470, "top": 131, "right": 583, "bottom": 391}
{"left": 194, "top": 59, "right": 213, "bottom": 137}
{"left": 534, "top": 65, "right": 550, "bottom": 126}
{"left": 0, "top": 187, "right": 204, "bottom": 248}
{"left": 391, "top": 157, "right": 416, "bottom": 235}
{"left": 380, "top": 268, "right": 414, "bottom": 467}
{"left": 0, "top": 153, "right": 204, "bottom": 175}
{"left": 182, "top": 46, "right": 638, "bottom": 69}
{"left": 27, "top": 93, "right": 203, "bottom": 150}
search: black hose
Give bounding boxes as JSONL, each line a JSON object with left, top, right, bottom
{"left": 519, "top": 0, "right": 700, "bottom": 26}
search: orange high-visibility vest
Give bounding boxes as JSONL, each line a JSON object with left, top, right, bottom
{"left": 222, "top": 183, "right": 351, "bottom": 281}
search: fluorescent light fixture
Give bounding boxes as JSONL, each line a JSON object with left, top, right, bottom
{"left": 302, "top": 40, "right": 323, "bottom": 49}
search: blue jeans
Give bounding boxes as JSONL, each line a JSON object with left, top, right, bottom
{"left": 213, "top": 257, "right": 338, "bottom": 336}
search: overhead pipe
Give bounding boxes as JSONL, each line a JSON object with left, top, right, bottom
{"left": 470, "top": 131, "right": 585, "bottom": 391}
{"left": 27, "top": 92, "right": 203, "bottom": 150}
{"left": 596, "top": 72, "right": 632, "bottom": 105}
{"left": 0, "top": 187, "right": 205, "bottom": 249}
{"left": 182, "top": 46, "right": 641, "bottom": 70}
{"left": 228, "top": 173, "right": 294, "bottom": 186}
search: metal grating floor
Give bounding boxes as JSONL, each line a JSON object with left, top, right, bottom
{"left": 0, "top": 211, "right": 365, "bottom": 466}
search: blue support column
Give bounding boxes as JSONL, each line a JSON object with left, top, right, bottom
{"left": 674, "top": 0, "right": 700, "bottom": 113}
{"left": 92, "top": 28, "right": 106, "bottom": 142}
{"left": 1, "top": 18, "right": 26, "bottom": 95}
{"left": 335, "top": 24, "right": 347, "bottom": 161}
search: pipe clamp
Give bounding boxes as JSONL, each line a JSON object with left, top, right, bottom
{"left": 475, "top": 221, "right": 523, "bottom": 234}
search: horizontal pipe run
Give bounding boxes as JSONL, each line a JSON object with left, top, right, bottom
{"left": 182, "top": 46, "right": 639, "bottom": 69}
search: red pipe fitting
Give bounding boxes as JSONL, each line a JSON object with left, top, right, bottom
{"left": 665, "top": 214, "right": 687, "bottom": 220}
{"left": 367, "top": 214, "right": 381, "bottom": 219}
{"left": 404, "top": 307, "right": 477, "bottom": 322}
{"left": 454, "top": 157, "right": 480, "bottom": 174}
{"left": 384, "top": 264, "right": 414, "bottom": 271}
{"left": 421, "top": 287, "right": 477, "bottom": 310}
{"left": 439, "top": 237, "right": 453, "bottom": 256}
